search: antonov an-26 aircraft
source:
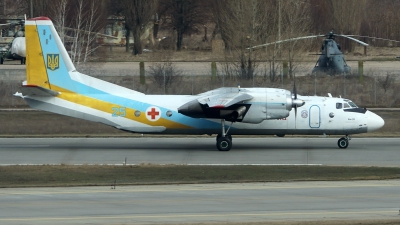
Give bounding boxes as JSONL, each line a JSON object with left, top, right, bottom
{"left": 15, "top": 17, "right": 385, "bottom": 151}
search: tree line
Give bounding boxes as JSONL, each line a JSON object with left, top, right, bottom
{"left": 1, "top": 0, "right": 399, "bottom": 66}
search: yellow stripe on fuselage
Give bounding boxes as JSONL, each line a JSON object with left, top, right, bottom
{"left": 51, "top": 85, "right": 191, "bottom": 129}
{"left": 25, "top": 24, "right": 50, "bottom": 89}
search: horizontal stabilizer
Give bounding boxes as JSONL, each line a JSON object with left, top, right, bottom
{"left": 20, "top": 85, "right": 60, "bottom": 97}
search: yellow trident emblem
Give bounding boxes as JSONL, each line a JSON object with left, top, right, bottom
{"left": 47, "top": 54, "right": 59, "bottom": 71}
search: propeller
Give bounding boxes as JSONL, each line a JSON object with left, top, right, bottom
{"left": 292, "top": 78, "right": 305, "bottom": 129}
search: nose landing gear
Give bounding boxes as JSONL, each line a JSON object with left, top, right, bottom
{"left": 338, "top": 135, "right": 351, "bottom": 148}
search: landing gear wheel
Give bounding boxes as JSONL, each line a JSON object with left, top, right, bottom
{"left": 21, "top": 58, "right": 26, "bottom": 64}
{"left": 216, "top": 137, "right": 232, "bottom": 151}
{"left": 0, "top": 57, "right": 3, "bottom": 64}
{"left": 216, "top": 134, "right": 232, "bottom": 141}
{"left": 337, "top": 137, "right": 349, "bottom": 149}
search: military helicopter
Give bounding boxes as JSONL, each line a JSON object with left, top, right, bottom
{"left": 0, "top": 19, "right": 26, "bottom": 64}
{"left": 249, "top": 31, "right": 369, "bottom": 75}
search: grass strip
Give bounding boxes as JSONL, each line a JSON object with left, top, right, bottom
{"left": 1, "top": 165, "right": 400, "bottom": 188}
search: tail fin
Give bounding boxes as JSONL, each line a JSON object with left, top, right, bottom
{"left": 25, "top": 17, "right": 76, "bottom": 92}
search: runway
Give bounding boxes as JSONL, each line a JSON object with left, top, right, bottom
{"left": 0, "top": 137, "right": 399, "bottom": 166}
{"left": 1, "top": 138, "right": 400, "bottom": 224}
{"left": 0, "top": 181, "right": 399, "bottom": 224}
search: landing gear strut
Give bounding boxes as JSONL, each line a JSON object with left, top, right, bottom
{"left": 216, "top": 119, "right": 233, "bottom": 151}
{"left": 337, "top": 135, "right": 350, "bottom": 149}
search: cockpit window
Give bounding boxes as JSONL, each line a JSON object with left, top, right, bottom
{"left": 348, "top": 101, "right": 357, "bottom": 108}
{"left": 336, "top": 103, "right": 342, "bottom": 109}
{"left": 343, "top": 99, "right": 358, "bottom": 108}
{"left": 343, "top": 103, "right": 350, "bottom": 108}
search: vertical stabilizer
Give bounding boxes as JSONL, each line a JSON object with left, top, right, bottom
{"left": 25, "top": 17, "right": 76, "bottom": 92}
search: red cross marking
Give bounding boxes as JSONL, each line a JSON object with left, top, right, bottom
{"left": 147, "top": 108, "right": 160, "bottom": 120}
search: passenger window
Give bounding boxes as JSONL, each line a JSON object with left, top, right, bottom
{"left": 336, "top": 103, "right": 342, "bottom": 109}
{"left": 344, "top": 103, "right": 350, "bottom": 108}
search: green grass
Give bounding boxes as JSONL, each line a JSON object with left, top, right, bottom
{"left": 1, "top": 165, "right": 400, "bottom": 188}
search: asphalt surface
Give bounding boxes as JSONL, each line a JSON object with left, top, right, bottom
{"left": 1, "top": 137, "right": 400, "bottom": 225}
{"left": 0, "top": 181, "right": 399, "bottom": 224}
{"left": 0, "top": 137, "right": 399, "bottom": 166}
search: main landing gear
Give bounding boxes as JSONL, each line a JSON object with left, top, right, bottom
{"left": 216, "top": 119, "right": 233, "bottom": 151}
{"left": 337, "top": 135, "right": 351, "bottom": 149}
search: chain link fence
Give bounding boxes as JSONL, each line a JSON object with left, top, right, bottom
{"left": 1, "top": 67, "right": 399, "bottom": 108}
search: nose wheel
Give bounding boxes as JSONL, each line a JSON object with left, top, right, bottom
{"left": 216, "top": 119, "right": 233, "bottom": 151}
{"left": 337, "top": 135, "right": 350, "bottom": 148}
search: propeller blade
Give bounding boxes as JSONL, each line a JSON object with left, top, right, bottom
{"left": 339, "top": 34, "right": 369, "bottom": 46}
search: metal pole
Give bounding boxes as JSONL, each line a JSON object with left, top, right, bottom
{"left": 163, "top": 71, "right": 166, "bottom": 94}
{"left": 12, "top": 80, "right": 14, "bottom": 107}
{"left": 374, "top": 73, "right": 376, "bottom": 106}
{"left": 343, "top": 72, "right": 346, "bottom": 98}
{"left": 314, "top": 72, "right": 316, "bottom": 95}
{"left": 278, "top": 0, "right": 281, "bottom": 57}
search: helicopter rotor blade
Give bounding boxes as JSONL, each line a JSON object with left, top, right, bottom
{"left": 0, "top": 23, "right": 12, "bottom": 29}
{"left": 248, "top": 35, "right": 324, "bottom": 50}
{"left": 55, "top": 26, "right": 118, "bottom": 39}
{"left": 347, "top": 35, "right": 400, "bottom": 44}
{"left": 338, "top": 34, "right": 368, "bottom": 46}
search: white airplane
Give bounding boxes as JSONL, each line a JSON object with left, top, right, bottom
{"left": 15, "top": 17, "right": 385, "bottom": 151}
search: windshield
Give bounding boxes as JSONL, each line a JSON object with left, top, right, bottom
{"left": 348, "top": 101, "right": 358, "bottom": 108}
{"left": 343, "top": 99, "right": 358, "bottom": 108}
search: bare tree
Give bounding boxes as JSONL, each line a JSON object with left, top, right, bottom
{"left": 82, "top": 0, "right": 101, "bottom": 62}
{"left": 281, "top": 0, "right": 311, "bottom": 78}
{"left": 70, "top": 0, "right": 85, "bottom": 63}
{"left": 326, "top": 0, "right": 367, "bottom": 52}
{"left": 378, "top": 73, "right": 395, "bottom": 93}
{"left": 159, "top": 0, "right": 210, "bottom": 51}
{"left": 51, "top": 0, "right": 69, "bottom": 44}
{"left": 148, "top": 61, "right": 183, "bottom": 93}
{"left": 119, "top": 0, "right": 158, "bottom": 55}
{"left": 211, "top": 0, "right": 271, "bottom": 80}
{"left": 362, "top": 0, "right": 400, "bottom": 47}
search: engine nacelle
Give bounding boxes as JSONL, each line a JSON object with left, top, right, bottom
{"left": 241, "top": 90, "right": 303, "bottom": 124}
{"left": 178, "top": 88, "right": 304, "bottom": 124}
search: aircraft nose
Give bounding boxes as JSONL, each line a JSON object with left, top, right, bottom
{"left": 366, "top": 110, "right": 385, "bottom": 132}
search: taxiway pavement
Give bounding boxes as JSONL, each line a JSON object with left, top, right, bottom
{"left": 0, "top": 180, "right": 399, "bottom": 224}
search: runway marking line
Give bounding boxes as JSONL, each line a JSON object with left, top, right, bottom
{"left": 0, "top": 210, "right": 396, "bottom": 222}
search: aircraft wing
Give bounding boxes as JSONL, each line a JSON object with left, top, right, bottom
{"left": 198, "top": 91, "right": 253, "bottom": 108}
{"left": 178, "top": 87, "right": 253, "bottom": 119}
